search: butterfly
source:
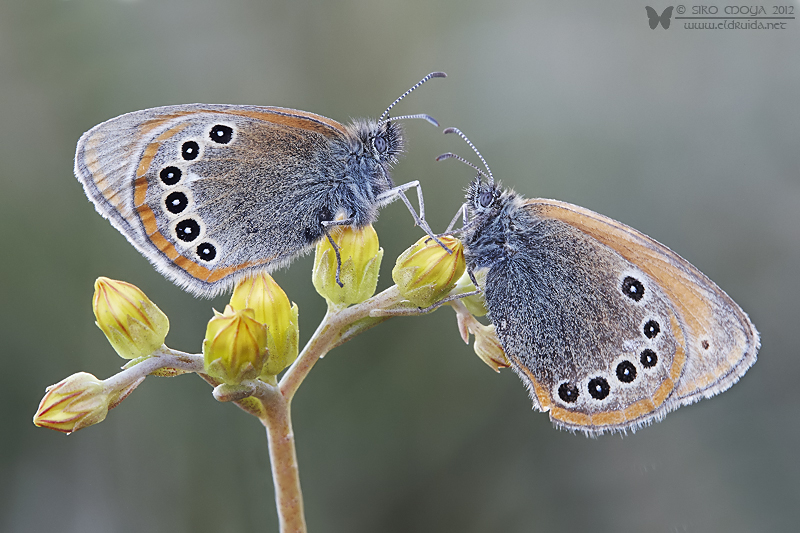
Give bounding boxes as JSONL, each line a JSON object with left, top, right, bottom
{"left": 646, "top": 6, "right": 674, "bottom": 29}
{"left": 74, "top": 72, "right": 446, "bottom": 297}
{"left": 438, "top": 128, "right": 759, "bottom": 435}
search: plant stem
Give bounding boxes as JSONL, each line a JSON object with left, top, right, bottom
{"left": 259, "top": 386, "right": 306, "bottom": 533}
{"left": 279, "top": 286, "right": 404, "bottom": 401}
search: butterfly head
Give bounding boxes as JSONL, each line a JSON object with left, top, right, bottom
{"left": 345, "top": 118, "right": 405, "bottom": 168}
{"left": 467, "top": 178, "right": 503, "bottom": 213}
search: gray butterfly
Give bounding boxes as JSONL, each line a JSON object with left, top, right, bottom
{"left": 439, "top": 128, "right": 758, "bottom": 435}
{"left": 75, "top": 73, "right": 446, "bottom": 297}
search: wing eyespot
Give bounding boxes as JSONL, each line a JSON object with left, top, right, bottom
{"left": 621, "top": 276, "right": 645, "bottom": 302}
{"left": 643, "top": 319, "right": 661, "bottom": 339}
{"left": 640, "top": 348, "right": 658, "bottom": 368}
{"left": 181, "top": 140, "right": 201, "bottom": 160}
{"left": 160, "top": 166, "right": 183, "bottom": 186}
{"left": 587, "top": 377, "right": 611, "bottom": 400}
{"left": 209, "top": 124, "right": 234, "bottom": 144}
{"left": 615, "top": 360, "right": 637, "bottom": 383}
{"left": 164, "top": 190, "right": 189, "bottom": 215}
{"left": 558, "top": 382, "right": 579, "bottom": 403}
{"left": 196, "top": 241, "right": 218, "bottom": 262}
{"left": 174, "top": 218, "right": 202, "bottom": 243}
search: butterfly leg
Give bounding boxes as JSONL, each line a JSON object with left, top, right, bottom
{"left": 442, "top": 203, "right": 468, "bottom": 234}
{"left": 376, "top": 181, "right": 453, "bottom": 254}
{"left": 321, "top": 218, "right": 355, "bottom": 288}
{"left": 373, "top": 288, "right": 483, "bottom": 316}
{"left": 375, "top": 266, "right": 484, "bottom": 316}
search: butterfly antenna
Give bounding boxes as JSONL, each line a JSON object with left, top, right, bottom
{"left": 435, "top": 152, "right": 491, "bottom": 181}
{"left": 379, "top": 72, "right": 447, "bottom": 123}
{"left": 377, "top": 113, "right": 439, "bottom": 128}
{"left": 442, "top": 127, "right": 494, "bottom": 185}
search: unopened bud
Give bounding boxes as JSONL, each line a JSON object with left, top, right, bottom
{"left": 392, "top": 236, "right": 465, "bottom": 308}
{"left": 313, "top": 224, "right": 383, "bottom": 306}
{"left": 33, "top": 372, "right": 110, "bottom": 434}
{"left": 93, "top": 277, "right": 169, "bottom": 359}
{"left": 230, "top": 274, "right": 299, "bottom": 379}
{"left": 472, "top": 323, "right": 510, "bottom": 372}
{"left": 203, "top": 306, "right": 268, "bottom": 384}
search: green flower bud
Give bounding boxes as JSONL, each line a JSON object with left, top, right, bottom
{"left": 33, "top": 372, "right": 110, "bottom": 434}
{"left": 392, "top": 236, "right": 465, "bottom": 308}
{"left": 472, "top": 322, "right": 510, "bottom": 372}
{"left": 92, "top": 277, "right": 169, "bottom": 359}
{"left": 313, "top": 224, "right": 383, "bottom": 306}
{"left": 203, "top": 306, "right": 268, "bottom": 384}
{"left": 230, "top": 274, "right": 299, "bottom": 380}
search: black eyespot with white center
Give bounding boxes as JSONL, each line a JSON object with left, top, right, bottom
{"left": 621, "top": 276, "right": 645, "bottom": 302}
{"left": 616, "top": 360, "right": 637, "bottom": 383}
{"left": 643, "top": 319, "right": 661, "bottom": 339}
{"left": 209, "top": 125, "right": 233, "bottom": 144}
{"left": 373, "top": 135, "right": 387, "bottom": 154}
{"left": 160, "top": 166, "right": 182, "bottom": 186}
{"left": 175, "top": 219, "right": 201, "bottom": 242}
{"left": 558, "top": 382, "right": 579, "bottom": 403}
{"left": 640, "top": 349, "right": 658, "bottom": 368}
{"left": 182, "top": 141, "right": 200, "bottom": 160}
{"left": 588, "top": 377, "right": 611, "bottom": 400}
{"left": 197, "top": 242, "right": 216, "bottom": 261}
{"left": 165, "top": 191, "right": 188, "bottom": 214}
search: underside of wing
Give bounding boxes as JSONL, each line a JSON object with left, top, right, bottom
{"left": 74, "top": 104, "right": 349, "bottom": 296}
{"left": 513, "top": 199, "right": 758, "bottom": 434}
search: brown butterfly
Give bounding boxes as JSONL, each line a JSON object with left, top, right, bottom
{"left": 74, "top": 72, "right": 446, "bottom": 297}
{"left": 440, "top": 128, "right": 759, "bottom": 435}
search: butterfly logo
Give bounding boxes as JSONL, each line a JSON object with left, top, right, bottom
{"left": 646, "top": 6, "right": 674, "bottom": 29}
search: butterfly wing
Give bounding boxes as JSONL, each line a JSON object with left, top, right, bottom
{"left": 75, "top": 104, "right": 350, "bottom": 297}
{"left": 660, "top": 6, "right": 674, "bottom": 29}
{"left": 645, "top": 6, "right": 660, "bottom": 29}
{"left": 483, "top": 198, "right": 758, "bottom": 435}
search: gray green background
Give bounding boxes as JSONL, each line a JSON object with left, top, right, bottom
{"left": 2, "top": 1, "right": 798, "bottom": 532}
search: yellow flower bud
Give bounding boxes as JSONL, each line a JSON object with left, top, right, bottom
{"left": 392, "top": 236, "right": 465, "bottom": 308}
{"left": 93, "top": 277, "right": 169, "bottom": 359}
{"left": 203, "top": 306, "right": 268, "bottom": 384}
{"left": 472, "top": 322, "right": 511, "bottom": 372}
{"left": 449, "top": 269, "right": 488, "bottom": 317}
{"left": 230, "top": 274, "right": 299, "bottom": 379}
{"left": 33, "top": 372, "right": 110, "bottom": 434}
{"left": 313, "top": 224, "right": 383, "bottom": 306}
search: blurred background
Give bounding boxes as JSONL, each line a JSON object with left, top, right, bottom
{"left": 2, "top": 1, "right": 798, "bottom": 532}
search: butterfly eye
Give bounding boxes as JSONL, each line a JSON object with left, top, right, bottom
{"left": 373, "top": 135, "right": 388, "bottom": 154}
{"left": 479, "top": 189, "right": 494, "bottom": 208}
